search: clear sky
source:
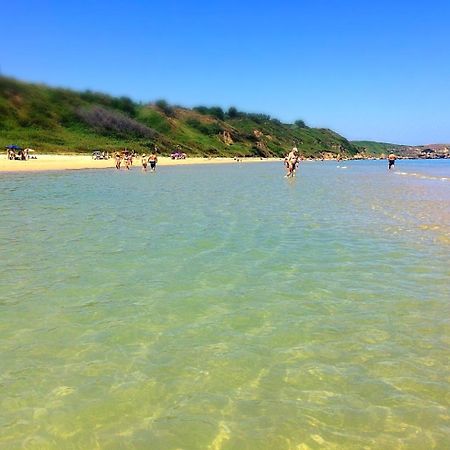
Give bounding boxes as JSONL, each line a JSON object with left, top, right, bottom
{"left": 2, "top": 0, "right": 449, "bottom": 145}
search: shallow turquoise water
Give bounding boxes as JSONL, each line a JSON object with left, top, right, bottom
{"left": 0, "top": 160, "right": 449, "bottom": 449}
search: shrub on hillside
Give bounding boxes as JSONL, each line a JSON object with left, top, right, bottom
{"left": 208, "top": 107, "right": 225, "bottom": 121}
{"left": 186, "top": 118, "right": 222, "bottom": 135}
{"left": 193, "top": 106, "right": 225, "bottom": 121}
{"left": 226, "top": 106, "right": 241, "bottom": 118}
{"left": 295, "top": 119, "right": 307, "bottom": 128}
{"left": 193, "top": 106, "right": 209, "bottom": 115}
{"left": 155, "top": 99, "right": 175, "bottom": 117}
{"left": 80, "top": 90, "right": 112, "bottom": 106}
{"left": 79, "top": 91, "right": 137, "bottom": 117}
{"left": 111, "top": 96, "right": 137, "bottom": 117}
{"left": 246, "top": 113, "right": 271, "bottom": 123}
{"left": 77, "top": 106, "right": 155, "bottom": 138}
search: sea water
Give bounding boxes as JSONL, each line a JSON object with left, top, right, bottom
{"left": 0, "top": 160, "right": 449, "bottom": 449}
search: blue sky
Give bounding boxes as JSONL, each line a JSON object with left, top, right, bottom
{"left": 1, "top": 0, "right": 449, "bottom": 145}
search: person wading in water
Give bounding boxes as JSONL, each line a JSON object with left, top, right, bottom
{"left": 148, "top": 151, "right": 158, "bottom": 172}
{"left": 388, "top": 153, "right": 396, "bottom": 170}
{"left": 285, "top": 147, "right": 300, "bottom": 177}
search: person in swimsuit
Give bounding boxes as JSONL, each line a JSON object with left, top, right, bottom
{"left": 388, "top": 153, "right": 396, "bottom": 170}
{"left": 141, "top": 154, "right": 148, "bottom": 171}
{"left": 285, "top": 147, "right": 299, "bottom": 177}
{"left": 284, "top": 156, "right": 289, "bottom": 173}
{"left": 115, "top": 153, "right": 121, "bottom": 170}
{"left": 124, "top": 154, "right": 131, "bottom": 170}
{"left": 148, "top": 152, "right": 158, "bottom": 172}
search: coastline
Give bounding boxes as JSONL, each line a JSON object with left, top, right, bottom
{"left": 0, "top": 154, "right": 278, "bottom": 173}
{"left": 2, "top": 154, "right": 442, "bottom": 174}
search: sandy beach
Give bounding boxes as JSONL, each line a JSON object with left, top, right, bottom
{"left": 0, "top": 154, "right": 277, "bottom": 173}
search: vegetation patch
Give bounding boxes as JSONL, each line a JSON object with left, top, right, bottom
{"left": 77, "top": 106, "right": 156, "bottom": 138}
{"left": 0, "top": 76, "right": 359, "bottom": 157}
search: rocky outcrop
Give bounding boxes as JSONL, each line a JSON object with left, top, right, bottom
{"left": 222, "top": 130, "right": 234, "bottom": 145}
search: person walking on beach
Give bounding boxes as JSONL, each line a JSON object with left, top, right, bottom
{"left": 141, "top": 154, "right": 148, "bottom": 171}
{"left": 285, "top": 147, "right": 299, "bottom": 177}
{"left": 124, "top": 153, "right": 132, "bottom": 170}
{"left": 148, "top": 151, "right": 158, "bottom": 172}
{"left": 115, "top": 153, "right": 121, "bottom": 170}
{"left": 388, "top": 153, "right": 396, "bottom": 170}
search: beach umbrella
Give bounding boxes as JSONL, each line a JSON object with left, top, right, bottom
{"left": 6, "top": 145, "right": 22, "bottom": 150}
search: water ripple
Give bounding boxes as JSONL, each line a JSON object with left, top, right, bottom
{"left": 0, "top": 161, "right": 449, "bottom": 448}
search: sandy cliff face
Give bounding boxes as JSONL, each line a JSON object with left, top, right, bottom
{"left": 222, "top": 130, "right": 234, "bottom": 145}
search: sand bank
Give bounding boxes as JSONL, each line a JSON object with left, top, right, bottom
{"left": 0, "top": 154, "right": 278, "bottom": 173}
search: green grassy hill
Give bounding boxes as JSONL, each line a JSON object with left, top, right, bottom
{"left": 351, "top": 140, "right": 407, "bottom": 155}
{"left": 0, "top": 76, "right": 358, "bottom": 157}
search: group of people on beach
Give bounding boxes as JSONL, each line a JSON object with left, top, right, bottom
{"left": 114, "top": 148, "right": 158, "bottom": 172}
{"left": 5, "top": 147, "right": 35, "bottom": 161}
{"left": 114, "top": 151, "right": 133, "bottom": 170}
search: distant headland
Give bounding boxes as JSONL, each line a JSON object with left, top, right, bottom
{"left": 351, "top": 141, "right": 450, "bottom": 160}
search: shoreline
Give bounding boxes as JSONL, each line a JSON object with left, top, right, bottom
{"left": 0, "top": 154, "right": 279, "bottom": 173}
{"left": 1, "top": 154, "right": 443, "bottom": 174}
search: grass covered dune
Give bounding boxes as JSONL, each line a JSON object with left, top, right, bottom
{"left": 0, "top": 76, "right": 358, "bottom": 158}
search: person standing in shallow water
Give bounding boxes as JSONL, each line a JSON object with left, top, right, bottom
{"left": 141, "top": 154, "right": 148, "bottom": 171}
{"left": 148, "top": 151, "right": 158, "bottom": 172}
{"left": 388, "top": 153, "right": 396, "bottom": 170}
{"left": 124, "top": 153, "right": 132, "bottom": 170}
{"left": 285, "top": 147, "right": 299, "bottom": 177}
